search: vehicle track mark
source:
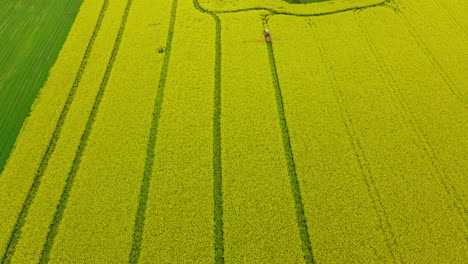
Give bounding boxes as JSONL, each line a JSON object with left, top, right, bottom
{"left": 306, "top": 17, "right": 403, "bottom": 264}
{"left": 128, "top": 0, "right": 179, "bottom": 262}
{"left": 0, "top": 1, "right": 109, "bottom": 262}
{"left": 392, "top": 8, "right": 467, "bottom": 109}
{"left": 428, "top": 0, "right": 468, "bottom": 39}
{"left": 354, "top": 10, "right": 468, "bottom": 230}
{"left": 212, "top": 16, "right": 224, "bottom": 264}
{"left": 264, "top": 15, "right": 316, "bottom": 264}
{"left": 38, "top": 0, "right": 133, "bottom": 262}
{"left": 192, "top": 1, "right": 225, "bottom": 262}
{"left": 190, "top": 0, "right": 401, "bottom": 263}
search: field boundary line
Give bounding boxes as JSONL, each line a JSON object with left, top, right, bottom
{"left": 306, "top": 18, "right": 404, "bottom": 264}
{"left": 0, "top": 0, "right": 110, "bottom": 262}
{"left": 195, "top": 0, "right": 390, "bottom": 16}
{"left": 127, "top": 0, "right": 179, "bottom": 262}
{"left": 38, "top": 0, "right": 134, "bottom": 262}
{"left": 264, "top": 15, "right": 316, "bottom": 264}
{"left": 354, "top": 11, "right": 468, "bottom": 229}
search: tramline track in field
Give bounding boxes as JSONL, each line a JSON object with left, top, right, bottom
{"left": 355, "top": 7, "right": 467, "bottom": 228}
{"left": 264, "top": 16, "right": 315, "bottom": 263}
{"left": 0, "top": 0, "right": 466, "bottom": 263}
{"left": 39, "top": 0, "right": 134, "bottom": 261}
{"left": 0, "top": 0, "right": 109, "bottom": 262}
{"left": 128, "top": 0, "right": 179, "bottom": 262}
{"left": 191, "top": 1, "right": 401, "bottom": 263}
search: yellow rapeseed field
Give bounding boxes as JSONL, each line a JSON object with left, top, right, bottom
{"left": 355, "top": 6, "right": 467, "bottom": 262}
{"left": 269, "top": 14, "right": 397, "bottom": 263}
{"left": 200, "top": 0, "right": 385, "bottom": 15}
{"left": 45, "top": 0, "right": 171, "bottom": 262}
{"left": 0, "top": 0, "right": 106, "bottom": 261}
{"left": 219, "top": 12, "right": 305, "bottom": 263}
{"left": 0, "top": 0, "right": 466, "bottom": 263}
{"left": 137, "top": 0, "right": 216, "bottom": 261}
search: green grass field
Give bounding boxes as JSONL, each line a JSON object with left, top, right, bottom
{"left": 0, "top": 0, "right": 84, "bottom": 173}
{"left": 0, "top": 0, "right": 466, "bottom": 263}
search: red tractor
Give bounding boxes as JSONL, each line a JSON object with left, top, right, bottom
{"left": 264, "top": 29, "right": 271, "bottom": 42}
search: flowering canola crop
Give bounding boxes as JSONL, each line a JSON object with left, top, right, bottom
{"left": 0, "top": 0, "right": 466, "bottom": 263}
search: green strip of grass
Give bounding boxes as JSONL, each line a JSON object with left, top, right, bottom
{"left": 0, "top": 0, "right": 85, "bottom": 173}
